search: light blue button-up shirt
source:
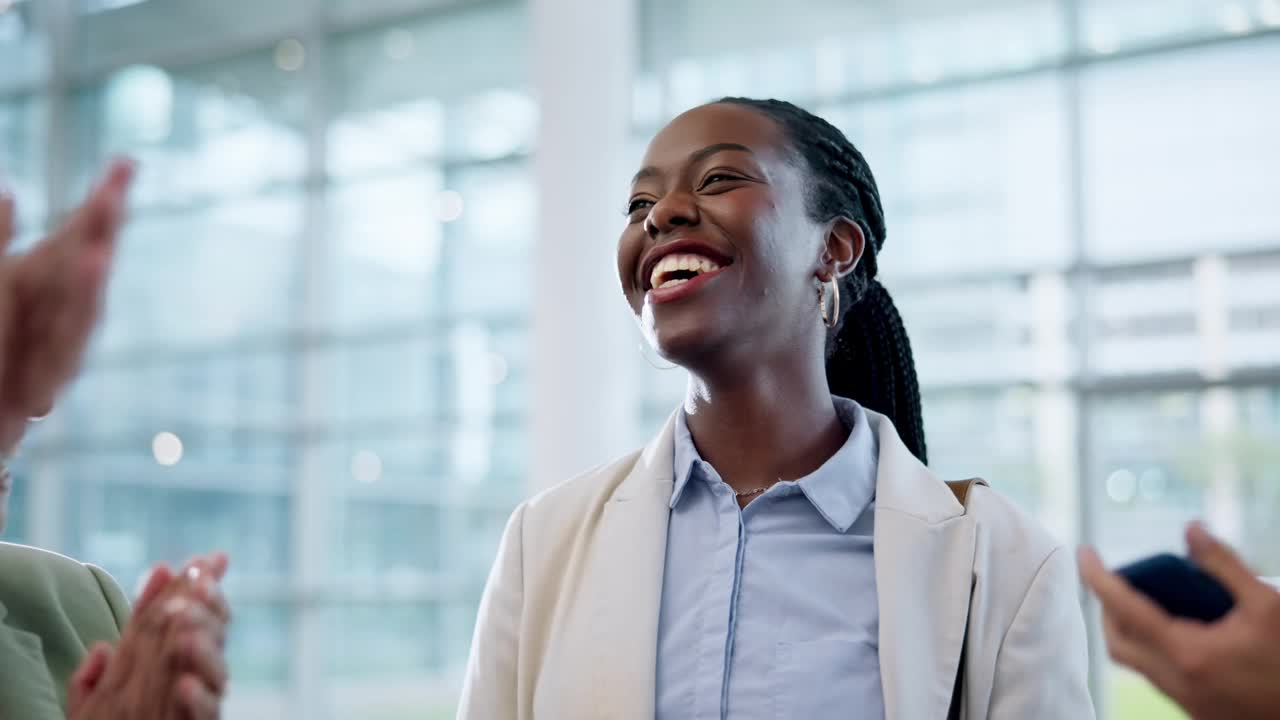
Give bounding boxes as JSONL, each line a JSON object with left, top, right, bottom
{"left": 655, "top": 396, "right": 883, "bottom": 720}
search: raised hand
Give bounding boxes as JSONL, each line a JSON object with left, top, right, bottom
{"left": 0, "top": 159, "right": 134, "bottom": 453}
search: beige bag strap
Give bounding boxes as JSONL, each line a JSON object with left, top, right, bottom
{"left": 944, "top": 477, "right": 987, "bottom": 720}
{"left": 945, "top": 478, "right": 988, "bottom": 509}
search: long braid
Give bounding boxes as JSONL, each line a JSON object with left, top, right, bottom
{"left": 718, "top": 97, "right": 929, "bottom": 463}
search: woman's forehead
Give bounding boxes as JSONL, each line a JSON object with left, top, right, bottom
{"left": 640, "top": 103, "right": 788, "bottom": 170}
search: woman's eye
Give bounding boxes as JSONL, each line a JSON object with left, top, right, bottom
{"left": 700, "top": 173, "right": 740, "bottom": 188}
{"left": 627, "top": 199, "right": 654, "bottom": 215}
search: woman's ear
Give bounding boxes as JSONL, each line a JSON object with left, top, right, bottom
{"left": 816, "top": 216, "right": 864, "bottom": 281}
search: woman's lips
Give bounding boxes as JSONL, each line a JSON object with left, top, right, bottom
{"left": 646, "top": 265, "right": 729, "bottom": 304}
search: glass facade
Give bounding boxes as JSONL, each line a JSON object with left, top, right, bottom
{"left": 3, "top": 0, "right": 1279, "bottom": 717}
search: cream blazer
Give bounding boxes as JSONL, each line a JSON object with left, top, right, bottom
{"left": 458, "top": 410, "right": 1095, "bottom": 719}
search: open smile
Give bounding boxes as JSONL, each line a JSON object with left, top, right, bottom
{"left": 645, "top": 253, "right": 731, "bottom": 304}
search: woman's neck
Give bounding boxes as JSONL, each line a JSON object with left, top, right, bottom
{"left": 683, "top": 353, "right": 848, "bottom": 496}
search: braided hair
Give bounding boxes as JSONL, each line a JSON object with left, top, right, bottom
{"left": 718, "top": 97, "right": 928, "bottom": 463}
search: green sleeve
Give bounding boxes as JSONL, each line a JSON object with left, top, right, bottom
{"left": 85, "top": 564, "right": 131, "bottom": 632}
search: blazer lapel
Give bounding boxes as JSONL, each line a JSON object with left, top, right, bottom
{"left": 868, "top": 411, "right": 979, "bottom": 720}
{"left": 587, "top": 413, "right": 676, "bottom": 720}
{"left": 0, "top": 600, "right": 66, "bottom": 719}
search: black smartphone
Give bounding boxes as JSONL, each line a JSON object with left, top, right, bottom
{"left": 1115, "top": 553, "right": 1235, "bottom": 622}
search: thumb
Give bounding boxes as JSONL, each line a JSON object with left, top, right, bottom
{"left": 67, "top": 642, "right": 113, "bottom": 714}
{"left": 132, "top": 563, "right": 173, "bottom": 613}
{"left": 82, "top": 158, "right": 134, "bottom": 252}
{"left": 0, "top": 190, "right": 14, "bottom": 254}
{"left": 1187, "top": 522, "right": 1266, "bottom": 604}
{"left": 208, "top": 550, "right": 229, "bottom": 581}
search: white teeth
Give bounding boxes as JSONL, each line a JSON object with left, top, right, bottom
{"left": 658, "top": 278, "right": 689, "bottom": 289}
{"left": 649, "top": 252, "right": 724, "bottom": 290}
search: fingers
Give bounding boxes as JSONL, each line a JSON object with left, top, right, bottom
{"left": 134, "top": 563, "right": 175, "bottom": 614}
{"left": 208, "top": 551, "right": 229, "bottom": 582}
{"left": 196, "top": 578, "right": 232, "bottom": 629}
{"left": 0, "top": 159, "right": 135, "bottom": 418}
{"left": 160, "top": 588, "right": 229, "bottom": 661}
{"left": 1082, "top": 548, "right": 1189, "bottom": 700}
{"left": 79, "top": 157, "right": 135, "bottom": 253}
{"left": 1186, "top": 522, "right": 1265, "bottom": 604}
{"left": 177, "top": 672, "right": 222, "bottom": 720}
{"left": 179, "top": 553, "right": 231, "bottom": 621}
{"left": 67, "top": 642, "right": 113, "bottom": 711}
{"left": 176, "top": 630, "right": 229, "bottom": 695}
{"left": 161, "top": 570, "right": 231, "bottom": 692}
{"left": 0, "top": 189, "right": 14, "bottom": 254}
{"left": 1098, "top": 611, "right": 1185, "bottom": 700}
{"left": 1078, "top": 546, "right": 1176, "bottom": 652}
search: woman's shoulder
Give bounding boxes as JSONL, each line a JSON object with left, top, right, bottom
{"left": 519, "top": 446, "right": 648, "bottom": 525}
{"left": 0, "top": 541, "right": 129, "bottom": 631}
{"left": 965, "top": 484, "right": 1062, "bottom": 545}
{"left": 0, "top": 540, "right": 90, "bottom": 580}
{"left": 961, "top": 482, "right": 1073, "bottom": 588}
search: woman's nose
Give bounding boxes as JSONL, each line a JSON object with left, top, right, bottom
{"left": 645, "top": 192, "right": 699, "bottom": 238}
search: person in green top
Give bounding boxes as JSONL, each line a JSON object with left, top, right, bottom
{"left": 0, "top": 160, "right": 231, "bottom": 719}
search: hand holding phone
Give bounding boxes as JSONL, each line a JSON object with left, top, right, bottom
{"left": 1115, "top": 552, "right": 1235, "bottom": 622}
{"left": 1082, "top": 525, "right": 1280, "bottom": 720}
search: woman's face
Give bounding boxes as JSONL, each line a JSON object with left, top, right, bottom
{"left": 617, "top": 103, "right": 828, "bottom": 368}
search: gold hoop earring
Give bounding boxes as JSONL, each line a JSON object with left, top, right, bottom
{"left": 818, "top": 278, "right": 839, "bottom": 329}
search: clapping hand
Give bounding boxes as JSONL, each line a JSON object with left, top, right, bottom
{"left": 68, "top": 553, "right": 233, "bottom": 720}
{"left": 0, "top": 159, "right": 134, "bottom": 453}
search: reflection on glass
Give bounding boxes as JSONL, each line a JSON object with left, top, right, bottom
{"left": 65, "top": 350, "right": 298, "bottom": 440}
{"left": 1091, "top": 388, "right": 1280, "bottom": 576}
{"left": 1089, "top": 265, "right": 1201, "bottom": 377}
{"left": 894, "top": 277, "right": 1039, "bottom": 386}
{"left": 843, "top": 76, "right": 1071, "bottom": 277}
{"left": 1225, "top": 252, "right": 1280, "bottom": 371}
{"left": 224, "top": 601, "right": 290, "bottom": 687}
{"left": 66, "top": 479, "right": 292, "bottom": 583}
{"left": 1079, "top": 0, "right": 1278, "bottom": 54}
{"left": 333, "top": 501, "right": 441, "bottom": 580}
{"left": 329, "top": 98, "right": 445, "bottom": 177}
{"left": 95, "top": 192, "right": 302, "bottom": 350}
{"left": 643, "top": 0, "right": 1066, "bottom": 109}
{"left": 0, "top": 0, "right": 47, "bottom": 87}
{"left": 71, "top": 53, "right": 307, "bottom": 205}
{"left": 330, "top": 337, "right": 441, "bottom": 425}
{"left": 444, "top": 163, "right": 534, "bottom": 316}
{"left": 328, "top": 170, "right": 445, "bottom": 328}
{"left": 1082, "top": 38, "right": 1280, "bottom": 262}
{"left": 327, "top": 3, "right": 528, "bottom": 170}
{"left": 74, "top": 0, "right": 307, "bottom": 72}
{"left": 325, "top": 602, "right": 465, "bottom": 718}
{"left": 0, "top": 93, "right": 47, "bottom": 232}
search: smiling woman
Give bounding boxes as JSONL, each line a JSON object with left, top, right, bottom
{"left": 458, "top": 99, "right": 1095, "bottom": 720}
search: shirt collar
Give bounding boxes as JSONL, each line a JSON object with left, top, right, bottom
{"left": 669, "top": 396, "right": 880, "bottom": 532}
{"left": 669, "top": 408, "right": 702, "bottom": 509}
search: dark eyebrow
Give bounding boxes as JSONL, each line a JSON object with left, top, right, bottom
{"left": 630, "top": 143, "right": 755, "bottom": 186}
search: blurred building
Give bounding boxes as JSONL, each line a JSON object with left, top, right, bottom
{"left": 1, "top": 0, "right": 1278, "bottom": 718}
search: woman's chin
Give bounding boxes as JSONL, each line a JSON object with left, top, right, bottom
{"left": 647, "top": 326, "right": 725, "bottom": 369}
